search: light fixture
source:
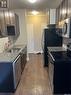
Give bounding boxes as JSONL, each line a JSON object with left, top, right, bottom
{"left": 32, "top": 10, "right": 39, "bottom": 15}
{"left": 5, "top": 11, "right": 9, "bottom": 17}
{"left": 0, "top": 0, "right": 7, "bottom": 8}
{"left": 28, "top": 0, "right": 37, "bottom": 3}
{"left": 66, "top": 18, "right": 69, "bottom": 23}
{"left": 9, "top": 12, "right": 14, "bottom": 17}
{"left": 62, "top": 9, "right": 66, "bottom": 15}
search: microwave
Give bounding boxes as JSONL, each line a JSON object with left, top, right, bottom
{"left": 7, "top": 25, "right": 15, "bottom": 36}
{"left": 62, "top": 18, "right": 71, "bottom": 38}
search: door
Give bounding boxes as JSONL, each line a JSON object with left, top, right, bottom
{"left": 27, "top": 24, "right": 34, "bottom": 53}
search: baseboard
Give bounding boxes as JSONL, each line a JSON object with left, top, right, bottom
{"left": 27, "top": 51, "right": 43, "bottom": 60}
{"left": 34, "top": 50, "right": 43, "bottom": 54}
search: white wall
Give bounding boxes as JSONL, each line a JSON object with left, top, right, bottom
{"left": 27, "top": 24, "right": 34, "bottom": 53}
{"left": 26, "top": 13, "right": 48, "bottom": 53}
{"left": 49, "top": 9, "right": 56, "bottom": 24}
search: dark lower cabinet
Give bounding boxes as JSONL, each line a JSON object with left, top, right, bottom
{"left": 54, "top": 61, "right": 71, "bottom": 94}
{"left": 20, "top": 47, "right": 27, "bottom": 72}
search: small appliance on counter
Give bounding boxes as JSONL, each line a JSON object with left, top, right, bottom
{"left": 7, "top": 25, "right": 15, "bottom": 36}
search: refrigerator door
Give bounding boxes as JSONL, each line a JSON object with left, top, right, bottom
{"left": 43, "top": 28, "right": 62, "bottom": 66}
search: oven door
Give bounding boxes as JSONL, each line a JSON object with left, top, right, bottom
{"left": 13, "top": 55, "right": 21, "bottom": 89}
{"left": 48, "top": 52, "right": 54, "bottom": 93}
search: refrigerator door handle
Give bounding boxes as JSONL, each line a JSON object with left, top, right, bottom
{"left": 41, "top": 31, "right": 44, "bottom": 51}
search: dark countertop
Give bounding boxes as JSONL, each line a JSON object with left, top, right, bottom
{"left": 47, "top": 47, "right": 67, "bottom": 52}
{"left": 49, "top": 51, "right": 71, "bottom": 62}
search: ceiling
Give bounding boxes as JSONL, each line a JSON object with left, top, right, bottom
{"left": 9, "top": 0, "right": 63, "bottom": 10}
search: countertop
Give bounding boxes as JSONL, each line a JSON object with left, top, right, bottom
{"left": 12, "top": 44, "right": 26, "bottom": 50}
{"left": 0, "top": 52, "right": 19, "bottom": 63}
{"left": 0, "top": 44, "right": 27, "bottom": 63}
{"left": 7, "top": 44, "right": 26, "bottom": 53}
{"left": 49, "top": 51, "right": 71, "bottom": 62}
{"left": 47, "top": 47, "right": 66, "bottom": 52}
{"left": 48, "top": 46, "right": 71, "bottom": 62}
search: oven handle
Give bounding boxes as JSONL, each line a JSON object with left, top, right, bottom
{"left": 13, "top": 55, "right": 20, "bottom": 63}
{"left": 49, "top": 52, "right": 55, "bottom": 62}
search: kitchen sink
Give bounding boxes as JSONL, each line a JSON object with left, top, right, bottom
{"left": 7, "top": 47, "right": 21, "bottom": 53}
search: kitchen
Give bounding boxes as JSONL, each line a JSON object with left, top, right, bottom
{"left": 0, "top": 0, "right": 71, "bottom": 95}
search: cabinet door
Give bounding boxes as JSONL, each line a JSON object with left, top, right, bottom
{"left": 62, "top": 0, "right": 66, "bottom": 19}
{"left": 9, "top": 12, "right": 15, "bottom": 25}
{"left": 4, "top": 11, "right": 15, "bottom": 26}
{"left": 56, "top": 7, "right": 60, "bottom": 23}
{"left": 21, "top": 47, "right": 27, "bottom": 72}
{"left": 61, "top": 1, "right": 64, "bottom": 20}
{"left": 60, "top": 3, "right": 62, "bottom": 21}
{"left": 60, "top": 0, "right": 68, "bottom": 20}
{"left": 15, "top": 14, "right": 20, "bottom": 37}
{"left": 0, "top": 11, "right": 6, "bottom": 36}
{"left": 0, "top": 11, "right": 15, "bottom": 37}
{"left": 64, "top": 0, "right": 68, "bottom": 19}
{"left": 0, "top": 11, "right": 18, "bottom": 37}
{"left": 4, "top": 11, "right": 10, "bottom": 25}
{"left": 68, "top": 0, "right": 71, "bottom": 17}
{"left": 0, "top": 12, "right": 2, "bottom": 35}
{"left": 56, "top": 8, "right": 58, "bottom": 24}
{"left": 59, "top": 6, "right": 61, "bottom": 21}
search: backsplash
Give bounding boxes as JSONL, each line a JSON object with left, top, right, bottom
{"left": 0, "top": 37, "right": 9, "bottom": 53}
{"left": 63, "top": 37, "right": 71, "bottom": 48}
{"left": 63, "top": 37, "right": 71, "bottom": 45}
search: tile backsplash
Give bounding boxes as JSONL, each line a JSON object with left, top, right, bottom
{"left": 0, "top": 37, "right": 8, "bottom": 53}
{"left": 63, "top": 37, "right": 71, "bottom": 46}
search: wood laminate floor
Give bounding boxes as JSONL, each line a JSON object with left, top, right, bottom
{"left": 0, "top": 54, "right": 52, "bottom": 95}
